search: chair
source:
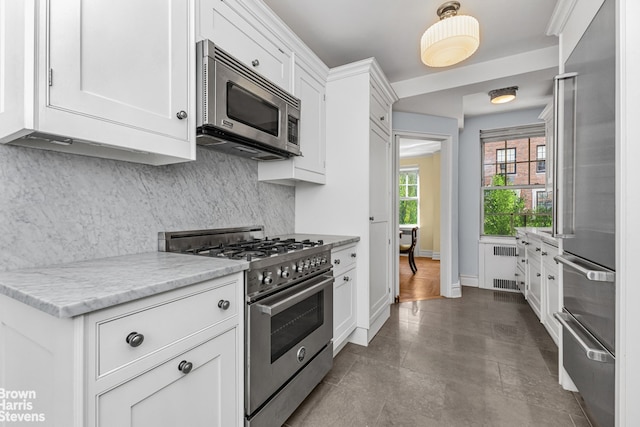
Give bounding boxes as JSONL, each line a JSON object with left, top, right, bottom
{"left": 399, "top": 227, "right": 418, "bottom": 274}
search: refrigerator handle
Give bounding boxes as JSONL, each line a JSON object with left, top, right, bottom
{"left": 554, "top": 312, "right": 614, "bottom": 363}
{"left": 552, "top": 72, "right": 578, "bottom": 238}
{"left": 554, "top": 254, "right": 615, "bottom": 282}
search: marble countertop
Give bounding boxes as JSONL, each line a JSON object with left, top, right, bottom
{"left": 0, "top": 252, "right": 248, "bottom": 318}
{"left": 273, "top": 233, "right": 360, "bottom": 248}
{"left": 515, "top": 227, "right": 559, "bottom": 245}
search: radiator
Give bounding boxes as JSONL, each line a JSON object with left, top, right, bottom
{"left": 479, "top": 242, "right": 518, "bottom": 292}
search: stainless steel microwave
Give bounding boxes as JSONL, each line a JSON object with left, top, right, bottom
{"left": 196, "top": 40, "right": 301, "bottom": 161}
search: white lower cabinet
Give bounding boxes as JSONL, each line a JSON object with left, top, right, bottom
{"left": 542, "top": 242, "right": 561, "bottom": 345}
{"left": 0, "top": 273, "right": 243, "bottom": 427}
{"left": 96, "top": 330, "right": 236, "bottom": 427}
{"left": 528, "top": 254, "right": 543, "bottom": 318}
{"left": 332, "top": 243, "right": 358, "bottom": 354}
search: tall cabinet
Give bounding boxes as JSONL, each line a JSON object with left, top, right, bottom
{"left": 296, "top": 59, "right": 397, "bottom": 346}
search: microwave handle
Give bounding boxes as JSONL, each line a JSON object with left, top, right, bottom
{"left": 256, "top": 275, "right": 333, "bottom": 316}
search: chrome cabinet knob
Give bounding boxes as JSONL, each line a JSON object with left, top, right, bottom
{"left": 251, "top": 59, "right": 260, "bottom": 67}
{"left": 218, "top": 300, "right": 230, "bottom": 310}
{"left": 548, "top": 275, "right": 555, "bottom": 280}
{"left": 536, "top": 273, "right": 541, "bottom": 277}
{"left": 350, "top": 253, "right": 357, "bottom": 258}
{"left": 126, "top": 332, "right": 144, "bottom": 347}
{"left": 380, "top": 116, "right": 385, "bottom": 121}
{"left": 178, "top": 360, "right": 193, "bottom": 374}
{"left": 369, "top": 216, "right": 374, "bottom": 221}
{"left": 535, "top": 247, "right": 541, "bottom": 252}
{"left": 343, "top": 276, "right": 350, "bottom": 282}
{"left": 541, "top": 251, "right": 548, "bottom": 256}
{"left": 334, "top": 259, "right": 341, "bottom": 265}
{"left": 176, "top": 110, "right": 188, "bottom": 120}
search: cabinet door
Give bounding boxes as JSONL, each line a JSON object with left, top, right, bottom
{"left": 369, "top": 125, "right": 390, "bottom": 318}
{"left": 0, "top": 0, "right": 31, "bottom": 141}
{"left": 96, "top": 329, "right": 237, "bottom": 427}
{"left": 543, "top": 255, "right": 560, "bottom": 344}
{"left": 198, "top": 0, "right": 291, "bottom": 90}
{"left": 528, "top": 256, "right": 542, "bottom": 319}
{"left": 334, "top": 267, "right": 357, "bottom": 350}
{"left": 293, "top": 63, "right": 326, "bottom": 176}
{"left": 48, "top": 0, "right": 190, "bottom": 141}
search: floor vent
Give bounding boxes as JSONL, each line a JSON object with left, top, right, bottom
{"left": 493, "top": 278, "right": 518, "bottom": 291}
{"left": 493, "top": 245, "right": 517, "bottom": 257}
{"left": 492, "top": 291, "right": 527, "bottom": 304}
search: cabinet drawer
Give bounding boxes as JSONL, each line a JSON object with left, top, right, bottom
{"left": 331, "top": 244, "right": 357, "bottom": 275}
{"left": 370, "top": 84, "right": 390, "bottom": 134}
{"left": 95, "top": 281, "right": 237, "bottom": 377}
{"left": 198, "top": 0, "right": 292, "bottom": 90}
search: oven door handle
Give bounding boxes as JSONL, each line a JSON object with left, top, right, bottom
{"left": 256, "top": 275, "right": 334, "bottom": 316}
{"left": 554, "top": 312, "right": 614, "bottom": 363}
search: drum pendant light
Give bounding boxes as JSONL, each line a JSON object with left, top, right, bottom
{"left": 420, "top": 1, "right": 479, "bottom": 68}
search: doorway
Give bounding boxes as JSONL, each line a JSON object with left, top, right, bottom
{"left": 392, "top": 131, "right": 455, "bottom": 301}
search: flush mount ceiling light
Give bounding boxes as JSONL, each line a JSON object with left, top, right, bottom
{"left": 489, "top": 86, "right": 518, "bottom": 104}
{"left": 420, "top": 1, "right": 480, "bottom": 68}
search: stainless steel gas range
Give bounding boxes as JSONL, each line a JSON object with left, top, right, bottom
{"left": 159, "top": 226, "right": 333, "bottom": 427}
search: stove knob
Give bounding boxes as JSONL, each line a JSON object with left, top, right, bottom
{"left": 296, "top": 261, "right": 305, "bottom": 273}
{"left": 281, "top": 266, "right": 290, "bottom": 278}
{"left": 304, "top": 260, "right": 310, "bottom": 270}
{"left": 310, "top": 258, "right": 317, "bottom": 267}
{"left": 321, "top": 256, "right": 328, "bottom": 264}
{"left": 262, "top": 271, "right": 273, "bottom": 285}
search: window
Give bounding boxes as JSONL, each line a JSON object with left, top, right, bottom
{"left": 399, "top": 168, "right": 419, "bottom": 226}
{"left": 496, "top": 148, "right": 516, "bottom": 175}
{"left": 481, "top": 124, "right": 551, "bottom": 236}
{"left": 536, "top": 145, "right": 546, "bottom": 173}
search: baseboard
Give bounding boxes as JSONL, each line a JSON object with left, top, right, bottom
{"left": 348, "top": 327, "right": 368, "bottom": 347}
{"left": 432, "top": 251, "right": 441, "bottom": 260}
{"left": 460, "top": 275, "right": 479, "bottom": 287}
{"left": 442, "top": 280, "right": 462, "bottom": 298}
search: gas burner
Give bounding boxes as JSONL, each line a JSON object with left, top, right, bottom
{"left": 183, "top": 236, "right": 326, "bottom": 261}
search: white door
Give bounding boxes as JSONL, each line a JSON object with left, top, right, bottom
{"left": 96, "top": 330, "right": 237, "bottom": 427}
{"left": 48, "top": 0, "right": 190, "bottom": 140}
{"left": 369, "top": 126, "right": 390, "bottom": 319}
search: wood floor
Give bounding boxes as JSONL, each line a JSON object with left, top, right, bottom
{"left": 398, "top": 256, "right": 441, "bottom": 303}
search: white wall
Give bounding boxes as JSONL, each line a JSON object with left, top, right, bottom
{"left": 392, "top": 111, "right": 459, "bottom": 281}
{"left": 458, "top": 108, "right": 545, "bottom": 278}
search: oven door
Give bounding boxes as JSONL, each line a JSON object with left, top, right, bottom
{"left": 246, "top": 273, "right": 333, "bottom": 416}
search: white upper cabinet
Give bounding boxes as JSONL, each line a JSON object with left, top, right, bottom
{"left": 258, "top": 61, "right": 327, "bottom": 184}
{"left": 197, "top": 0, "right": 292, "bottom": 91}
{"left": 0, "top": 0, "right": 196, "bottom": 165}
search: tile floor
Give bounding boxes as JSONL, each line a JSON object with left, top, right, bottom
{"left": 285, "top": 286, "right": 592, "bottom": 427}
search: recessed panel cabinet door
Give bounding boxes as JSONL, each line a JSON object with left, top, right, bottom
{"left": 48, "top": 0, "right": 190, "bottom": 140}
{"left": 96, "top": 330, "right": 237, "bottom": 427}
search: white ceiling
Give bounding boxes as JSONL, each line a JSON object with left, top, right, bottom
{"left": 262, "top": 0, "right": 560, "bottom": 126}
{"left": 399, "top": 138, "right": 441, "bottom": 158}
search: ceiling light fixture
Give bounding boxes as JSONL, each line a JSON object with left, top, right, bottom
{"left": 489, "top": 86, "right": 518, "bottom": 104}
{"left": 420, "top": 1, "right": 479, "bottom": 68}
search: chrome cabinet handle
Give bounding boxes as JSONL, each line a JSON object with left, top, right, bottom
{"left": 535, "top": 247, "right": 541, "bottom": 252}
{"left": 555, "top": 254, "right": 615, "bottom": 282}
{"left": 178, "top": 360, "right": 193, "bottom": 374}
{"left": 536, "top": 273, "right": 541, "bottom": 277}
{"left": 548, "top": 275, "right": 555, "bottom": 280}
{"left": 251, "top": 59, "right": 259, "bottom": 67}
{"left": 541, "top": 251, "right": 548, "bottom": 256}
{"left": 554, "top": 312, "right": 614, "bottom": 363}
{"left": 176, "top": 110, "right": 187, "bottom": 120}
{"left": 126, "top": 332, "right": 144, "bottom": 347}
{"left": 218, "top": 300, "right": 230, "bottom": 310}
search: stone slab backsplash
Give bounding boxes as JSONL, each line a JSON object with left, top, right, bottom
{"left": 0, "top": 145, "right": 294, "bottom": 272}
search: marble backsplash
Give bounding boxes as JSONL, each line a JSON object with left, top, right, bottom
{"left": 0, "top": 144, "right": 295, "bottom": 272}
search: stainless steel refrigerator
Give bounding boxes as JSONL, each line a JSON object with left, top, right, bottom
{"left": 553, "top": 0, "right": 616, "bottom": 426}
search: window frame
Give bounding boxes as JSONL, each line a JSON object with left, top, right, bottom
{"left": 536, "top": 144, "right": 546, "bottom": 173}
{"left": 399, "top": 167, "right": 420, "bottom": 227}
{"left": 480, "top": 124, "right": 549, "bottom": 237}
